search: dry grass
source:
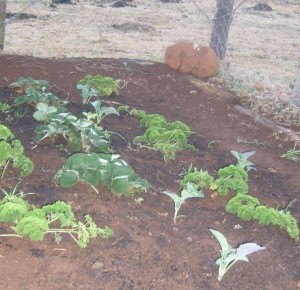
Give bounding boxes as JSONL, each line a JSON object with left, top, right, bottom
{"left": 3, "top": 0, "right": 300, "bottom": 126}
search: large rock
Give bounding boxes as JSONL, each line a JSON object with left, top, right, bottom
{"left": 164, "top": 42, "right": 220, "bottom": 78}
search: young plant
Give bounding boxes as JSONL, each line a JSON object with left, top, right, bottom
{"left": 0, "top": 124, "right": 34, "bottom": 178}
{"left": 281, "top": 144, "right": 300, "bottom": 162}
{"left": 0, "top": 195, "right": 30, "bottom": 223}
{"left": 77, "top": 83, "right": 99, "bottom": 104}
{"left": 180, "top": 167, "right": 216, "bottom": 190}
{"left": 55, "top": 152, "right": 149, "bottom": 196}
{"left": 226, "top": 193, "right": 299, "bottom": 239}
{"left": 215, "top": 165, "right": 248, "bottom": 196}
{"left": 83, "top": 100, "right": 119, "bottom": 125}
{"left": 0, "top": 183, "right": 35, "bottom": 223}
{"left": 9, "top": 77, "right": 49, "bottom": 91}
{"left": 32, "top": 102, "right": 65, "bottom": 122}
{"left": 78, "top": 75, "right": 120, "bottom": 100}
{"left": 209, "top": 229, "right": 266, "bottom": 281}
{"left": 47, "top": 215, "right": 113, "bottom": 248}
{"left": 0, "top": 195, "right": 113, "bottom": 248}
{"left": 231, "top": 150, "right": 256, "bottom": 171}
{"left": 14, "top": 87, "right": 62, "bottom": 107}
{"left": 0, "top": 102, "right": 11, "bottom": 113}
{"left": 34, "top": 109, "right": 111, "bottom": 153}
{"left": 226, "top": 193, "right": 260, "bottom": 221}
{"left": 129, "top": 108, "right": 147, "bottom": 119}
{"left": 133, "top": 113, "right": 195, "bottom": 160}
{"left": 163, "top": 182, "right": 204, "bottom": 223}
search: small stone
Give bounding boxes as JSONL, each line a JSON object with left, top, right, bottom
{"left": 210, "top": 191, "right": 219, "bottom": 200}
{"left": 91, "top": 261, "right": 104, "bottom": 270}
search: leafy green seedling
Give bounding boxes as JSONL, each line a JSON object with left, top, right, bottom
{"left": 0, "top": 102, "right": 11, "bottom": 113}
{"left": 0, "top": 195, "right": 113, "bottom": 248}
{"left": 209, "top": 229, "right": 266, "bottom": 281}
{"left": 281, "top": 144, "right": 300, "bottom": 162}
{"left": 34, "top": 110, "right": 111, "bottom": 153}
{"left": 33, "top": 102, "right": 59, "bottom": 122}
{"left": 163, "top": 182, "right": 204, "bottom": 223}
{"left": 77, "top": 83, "right": 99, "bottom": 104}
{"left": 0, "top": 195, "right": 30, "bottom": 223}
{"left": 180, "top": 167, "right": 216, "bottom": 190}
{"left": 226, "top": 193, "right": 299, "bottom": 239}
{"left": 9, "top": 77, "right": 49, "bottom": 91}
{"left": 78, "top": 75, "right": 119, "bottom": 100}
{"left": 83, "top": 100, "right": 119, "bottom": 125}
{"left": 14, "top": 87, "right": 62, "bottom": 107}
{"left": 231, "top": 150, "right": 256, "bottom": 171}
{"left": 133, "top": 113, "right": 195, "bottom": 160}
{"left": 55, "top": 153, "right": 149, "bottom": 196}
{"left": 215, "top": 165, "right": 248, "bottom": 196}
{"left": 0, "top": 124, "right": 34, "bottom": 178}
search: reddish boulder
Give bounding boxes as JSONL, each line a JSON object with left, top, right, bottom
{"left": 164, "top": 42, "right": 220, "bottom": 78}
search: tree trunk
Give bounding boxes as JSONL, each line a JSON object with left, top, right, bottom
{"left": 0, "top": 0, "right": 6, "bottom": 51}
{"left": 291, "top": 69, "right": 300, "bottom": 107}
{"left": 210, "top": 0, "right": 234, "bottom": 60}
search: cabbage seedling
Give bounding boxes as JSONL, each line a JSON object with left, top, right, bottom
{"left": 163, "top": 182, "right": 204, "bottom": 223}
{"left": 231, "top": 150, "right": 256, "bottom": 171}
{"left": 209, "top": 229, "right": 266, "bottom": 281}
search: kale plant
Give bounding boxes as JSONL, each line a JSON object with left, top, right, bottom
{"left": 78, "top": 75, "right": 120, "bottom": 102}
{"left": 0, "top": 195, "right": 30, "bottom": 223}
{"left": 226, "top": 193, "right": 260, "bottom": 221}
{"left": 226, "top": 193, "right": 299, "bottom": 239}
{"left": 215, "top": 165, "right": 248, "bottom": 196}
{"left": 180, "top": 167, "right": 216, "bottom": 190}
{"left": 133, "top": 113, "right": 195, "bottom": 160}
{"left": 0, "top": 124, "right": 34, "bottom": 178}
{"left": 0, "top": 195, "right": 113, "bottom": 248}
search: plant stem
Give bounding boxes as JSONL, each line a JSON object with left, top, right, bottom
{"left": 0, "top": 234, "right": 23, "bottom": 238}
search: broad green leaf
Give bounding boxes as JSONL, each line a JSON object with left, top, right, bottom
{"left": 33, "top": 102, "right": 57, "bottom": 121}
{"left": 236, "top": 243, "right": 266, "bottom": 257}
{"left": 209, "top": 229, "right": 232, "bottom": 253}
{"left": 55, "top": 153, "right": 148, "bottom": 195}
{"left": 210, "top": 229, "right": 265, "bottom": 281}
{"left": 56, "top": 170, "right": 78, "bottom": 188}
{"left": 231, "top": 150, "right": 256, "bottom": 171}
{"left": 181, "top": 182, "right": 205, "bottom": 199}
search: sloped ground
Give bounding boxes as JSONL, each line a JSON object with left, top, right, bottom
{"left": 0, "top": 55, "right": 299, "bottom": 289}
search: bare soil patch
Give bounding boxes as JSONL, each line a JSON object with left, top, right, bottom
{"left": 0, "top": 55, "right": 299, "bottom": 289}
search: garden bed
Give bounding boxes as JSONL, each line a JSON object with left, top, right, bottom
{"left": 0, "top": 55, "right": 299, "bottom": 289}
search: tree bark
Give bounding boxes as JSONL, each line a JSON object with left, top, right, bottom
{"left": 0, "top": 0, "right": 6, "bottom": 51}
{"left": 210, "top": 0, "right": 234, "bottom": 60}
{"left": 291, "top": 69, "right": 300, "bottom": 107}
